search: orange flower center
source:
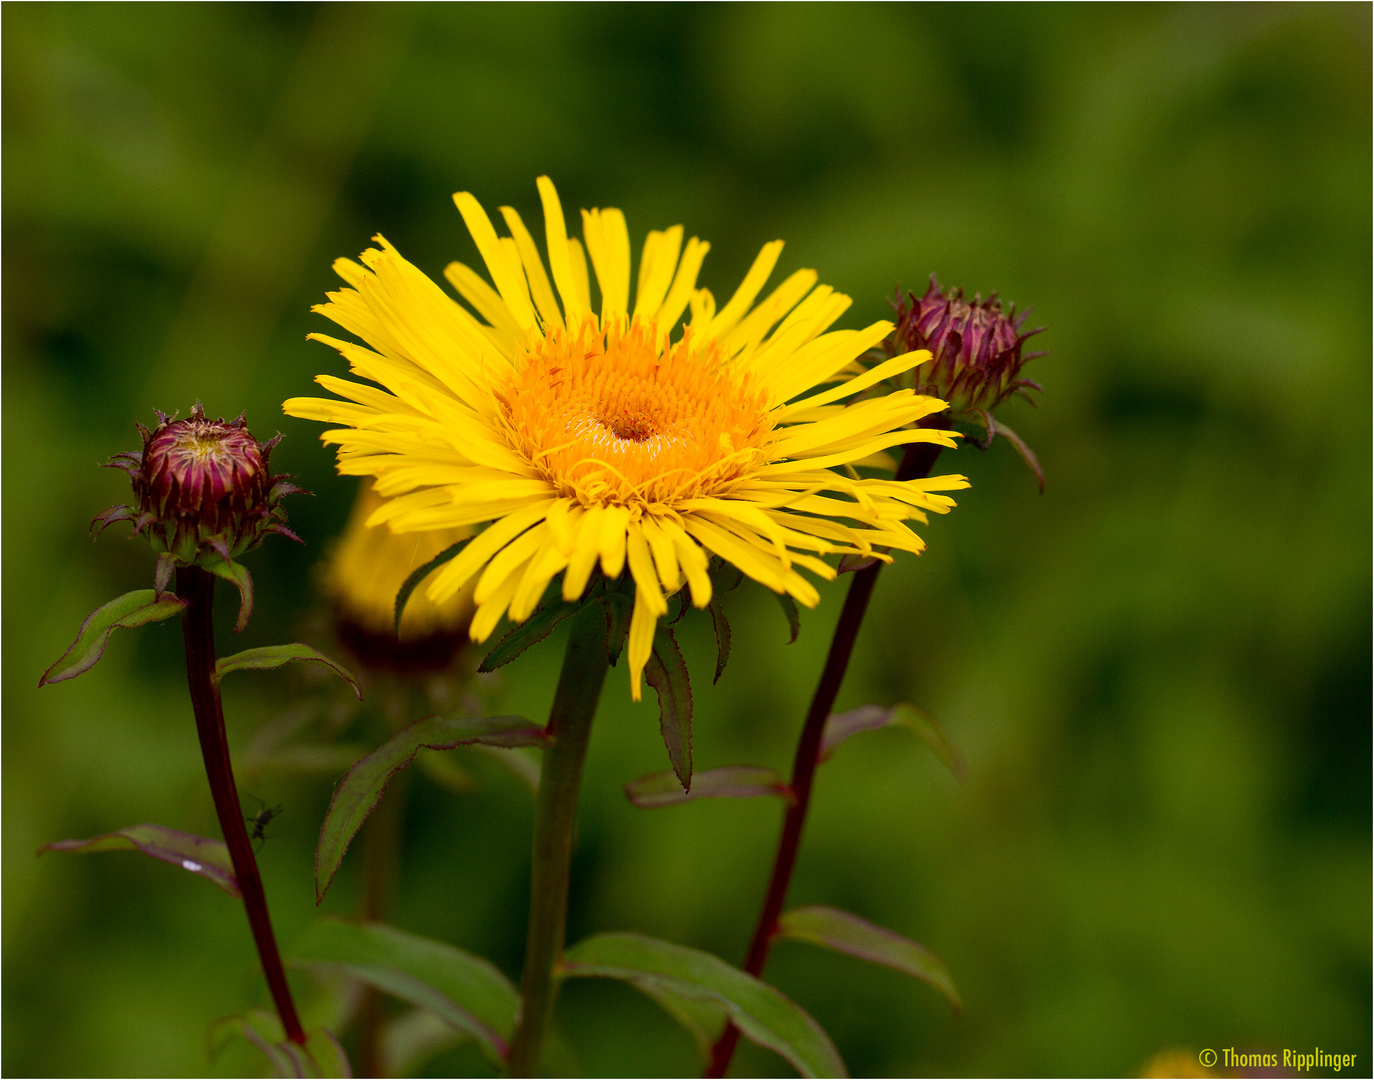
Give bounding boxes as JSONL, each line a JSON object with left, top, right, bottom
{"left": 497, "top": 319, "right": 771, "bottom": 507}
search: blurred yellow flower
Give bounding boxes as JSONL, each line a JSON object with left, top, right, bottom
{"left": 286, "top": 177, "right": 968, "bottom": 698}
{"left": 324, "top": 479, "right": 473, "bottom": 649}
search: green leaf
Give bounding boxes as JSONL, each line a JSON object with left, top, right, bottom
{"left": 625, "top": 766, "right": 790, "bottom": 809}
{"left": 210, "top": 1010, "right": 295, "bottom": 1077}
{"left": 394, "top": 537, "right": 471, "bottom": 633}
{"left": 315, "top": 714, "right": 545, "bottom": 902}
{"left": 467, "top": 744, "right": 541, "bottom": 793}
{"left": 302, "top": 1029, "right": 353, "bottom": 1078}
{"left": 601, "top": 590, "right": 633, "bottom": 666}
{"left": 154, "top": 551, "right": 178, "bottom": 595}
{"left": 381, "top": 1009, "right": 467, "bottom": 1078}
{"left": 645, "top": 626, "right": 693, "bottom": 791}
{"left": 39, "top": 590, "right": 188, "bottom": 686}
{"left": 708, "top": 559, "right": 744, "bottom": 594}
{"left": 478, "top": 599, "right": 582, "bottom": 672}
{"left": 290, "top": 917, "right": 518, "bottom": 1066}
{"left": 204, "top": 556, "right": 254, "bottom": 632}
{"left": 986, "top": 415, "right": 1045, "bottom": 493}
{"left": 561, "top": 932, "right": 846, "bottom": 1078}
{"left": 819, "top": 702, "right": 965, "bottom": 780}
{"left": 707, "top": 595, "right": 731, "bottom": 683}
{"left": 775, "top": 592, "right": 801, "bottom": 643}
{"left": 774, "top": 906, "right": 962, "bottom": 1013}
{"left": 417, "top": 750, "right": 476, "bottom": 794}
{"left": 39, "top": 823, "right": 239, "bottom": 896}
{"left": 240, "top": 743, "right": 370, "bottom": 778}
{"left": 632, "top": 975, "right": 728, "bottom": 1063}
{"left": 210, "top": 1011, "right": 353, "bottom": 1078}
{"left": 836, "top": 553, "right": 881, "bottom": 574}
{"left": 215, "top": 643, "right": 362, "bottom": 700}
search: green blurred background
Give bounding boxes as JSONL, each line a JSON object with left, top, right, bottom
{"left": 4, "top": 3, "right": 1369, "bottom": 1076}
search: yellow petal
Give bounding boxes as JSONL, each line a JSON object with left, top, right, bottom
{"left": 452, "top": 191, "right": 538, "bottom": 334}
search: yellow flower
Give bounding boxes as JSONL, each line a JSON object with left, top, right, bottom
{"left": 324, "top": 479, "right": 474, "bottom": 645}
{"left": 286, "top": 177, "right": 968, "bottom": 699}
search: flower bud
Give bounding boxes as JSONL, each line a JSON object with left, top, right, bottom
{"left": 888, "top": 275, "right": 1045, "bottom": 419}
{"left": 94, "top": 404, "right": 304, "bottom": 601}
{"left": 324, "top": 480, "right": 474, "bottom": 673}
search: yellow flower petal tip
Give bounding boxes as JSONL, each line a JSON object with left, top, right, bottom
{"left": 286, "top": 178, "right": 966, "bottom": 696}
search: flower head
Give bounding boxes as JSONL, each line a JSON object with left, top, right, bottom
{"left": 95, "top": 404, "right": 304, "bottom": 616}
{"left": 285, "top": 177, "right": 970, "bottom": 698}
{"left": 888, "top": 275, "right": 1044, "bottom": 418}
{"left": 325, "top": 480, "right": 474, "bottom": 672}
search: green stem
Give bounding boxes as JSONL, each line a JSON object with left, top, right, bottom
{"left": 506, "top": 604, "right": 610, "bottom": 1076}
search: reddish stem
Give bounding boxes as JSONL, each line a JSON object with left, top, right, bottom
{"left": 177, "top": 566, "right": 306, "bottom": 1045}
{"left": 706, "top": 441, "right": 944, "bottom": 1077}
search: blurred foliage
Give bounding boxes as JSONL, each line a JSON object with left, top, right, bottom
{"left": 4, "top": 3, "right": 1369, "bottom": 1076}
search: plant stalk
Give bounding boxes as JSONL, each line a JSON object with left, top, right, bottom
{"left": 706, "top": 441, "right": 944, "bottom": 1076}
{"left": 506, "top": 604, "right": 611, "bottom": 1076}
{"left": 177, "top": 565, "right": 306, "bottom": 1045}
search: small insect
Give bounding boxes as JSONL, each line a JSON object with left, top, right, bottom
{"left": 243, "top": 794, "right": 284, "bottom": 852}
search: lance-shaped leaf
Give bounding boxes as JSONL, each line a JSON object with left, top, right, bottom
{"left": 204, "top": 556, "right": 254, "bottom": 632}
{"left": 561, "top": 932, "right": 846, "bottom": 1078}
{"left": 210, "top": 1010, "right": 297, "bottom": 1077}
{"left": 633, "top": 975, "right": 728, "bottom": 1063}
{"left": 381, "top": 1009, "right": 467, "bottom": 1078}
{"left": 602, "top": 590, "right": 633, "bottom": 666}
{"left": 468, "top": 744, "right": 541, "bottom": 793}
{"left": 646, "top": 626, "right": 693, "bottom": 791}
{"left": 819, "top": 702, "right": 965, "bottom": 780}
{"left": 316, "top": 714, "right": 545, "bottom": 902}
{"left": 154, "top": 551, "right": 178, "bottom": 595}
{"left": 775, "top": 592, "right": 801, "bottom": 643}
{"left": 240, "top": 743, "right": 370, "bottom": 778}
{"left": 418, "top": 750, "right": 476, "bottom": 795}
{"left": 774, "top": 906, "right": 961, "bottom": 1013}
{"left": 837, "top": 551, "right": 886, "bottom": 574}
{"left": 216, "top": 643, "right": 362, "bottom": 700}
{"left": 978, "top": 413, "right": 1045, "bottom": 494}
{"left": 90, "top": 503, "right": 138, "bottom": 537}
{"left": 210, "top": 1010, "right": 353, "bottom": 1078}
{"left": 39, "top": 824, "right": 239, "bottom": 897}
{"left": 625, "top": 766, "right": 790, "bottom": 809}
{"left": 300, "top": 1029, "right": 353, "bottom": 1078}
{"left": 707, "top": 596, "right": 731, "bottom": 683}
{"left": 39, "top": 590, "right": 188, "bottom": 686}
{"left": 290, "top": 918, "right": 518, "bottom": 1066}
{"left": 394, "top": 537, "right": 471, "bottom": 633}
{"left": 479, "top": 598, "right": 583, "bottom": 673}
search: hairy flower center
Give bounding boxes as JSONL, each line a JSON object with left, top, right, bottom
{"left": 498, "top": 319, "right": 771, "bottom": 507}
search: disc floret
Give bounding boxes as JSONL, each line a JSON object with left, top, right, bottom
{"left": 499, "top": 319, "right": 771, "bottom": 508}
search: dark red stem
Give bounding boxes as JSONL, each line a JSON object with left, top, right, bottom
{"left": 177, "top": 565, "right": 306, "bottom": 1045}
{"left": 706, "top": 440, "right": 944, "bottom": 1077}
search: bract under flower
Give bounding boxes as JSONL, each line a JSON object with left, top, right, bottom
{"left": 285, "top": 177, "right": 969, "bottom": 698}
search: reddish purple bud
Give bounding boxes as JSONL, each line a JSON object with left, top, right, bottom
{"left": 95, "top": 403, "right": 304, "bottom": 571}
{"left": 139, "top": 409, "right": 268, "bottom": 534}
{"left": 888, "top": 275, "right": 1045, "bottom": 417}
